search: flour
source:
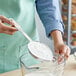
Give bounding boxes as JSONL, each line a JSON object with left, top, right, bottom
{"left": 28, "top": 41, "right": 53, "bottom": 61}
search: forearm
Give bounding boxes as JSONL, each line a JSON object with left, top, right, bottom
{"left": 51, "top": 30, "right": 64, "bottom": 46}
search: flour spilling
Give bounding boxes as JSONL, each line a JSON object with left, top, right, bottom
{"left": 28, "top": 41, "right": 53, "bottom": 61}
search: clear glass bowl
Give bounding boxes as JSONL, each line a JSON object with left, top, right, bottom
{"left": 20, "top": 54, "right": 65, "bottom": 76}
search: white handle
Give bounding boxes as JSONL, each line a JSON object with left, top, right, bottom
{"left": 11, "top": 19, "right": 32, "bottom": 42}
{"left": 19, "top": 28, "right": 32, "bottom": 42}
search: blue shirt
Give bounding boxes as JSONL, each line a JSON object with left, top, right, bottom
{"left": 36, "top": 0, "right": 64, "bottom": 37}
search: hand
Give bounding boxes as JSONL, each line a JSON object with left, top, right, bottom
{"left": 0, "top": 15, "right": 18, "bottom": 35}
{"left": 54, "top": 43, "right": 70, "bottom": 63}
{"left": 51, "top": 30, "right": 70, "bottom": 63}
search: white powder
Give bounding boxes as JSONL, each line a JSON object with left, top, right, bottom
{"left": 28, "top": 41, "right": 53, "bottom": 61}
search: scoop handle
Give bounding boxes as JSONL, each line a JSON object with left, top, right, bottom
{"left": 19, "top": 28, "right": 33, "bottom": 42}
{"left": 11, "top": 19, "right": 32, "bottom": 42}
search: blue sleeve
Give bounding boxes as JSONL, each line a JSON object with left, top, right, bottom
{"left": 35, "top": 0, "right": 64, "bottom": 37}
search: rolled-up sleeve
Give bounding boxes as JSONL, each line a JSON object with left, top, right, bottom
{"left": 35, "top": 0, "right": 64, "bottom": 37}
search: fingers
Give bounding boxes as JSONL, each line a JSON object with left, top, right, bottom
{"left": 0, "top": 15, "right": 14, "bottom": 25}
{"left": 10, "top": 19, "right": 18, "bottom": 26}
{"left": 60, "top": 46, "right": 70, "bottom": 59}
{"left": 3, "top": 30, "right": 16, "bottom": 35}
{"left": 0, "top": 22, "right": 18, "bottom": 35}
{"left": 64, "top": 47, "right": 70, "bottom": 59}
{"left": 55, "top": 45, "right": 70, "bottom": 64}
{"left": 0, "top": 16, "right": 18, "bottom": 35}
{"left": 59, "top": 46, "right": 67, "bottom": 55}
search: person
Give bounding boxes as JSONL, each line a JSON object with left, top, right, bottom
{"left": 0, "top": 0, "right": 70, "bottom": 73}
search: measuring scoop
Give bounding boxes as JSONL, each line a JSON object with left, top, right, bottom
{"left": 11, "top": 19, "right": 53, "bottom": 61}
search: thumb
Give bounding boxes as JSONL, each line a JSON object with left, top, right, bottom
{"left": 2, "top": 23, "right": 18, "bottom": 32}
